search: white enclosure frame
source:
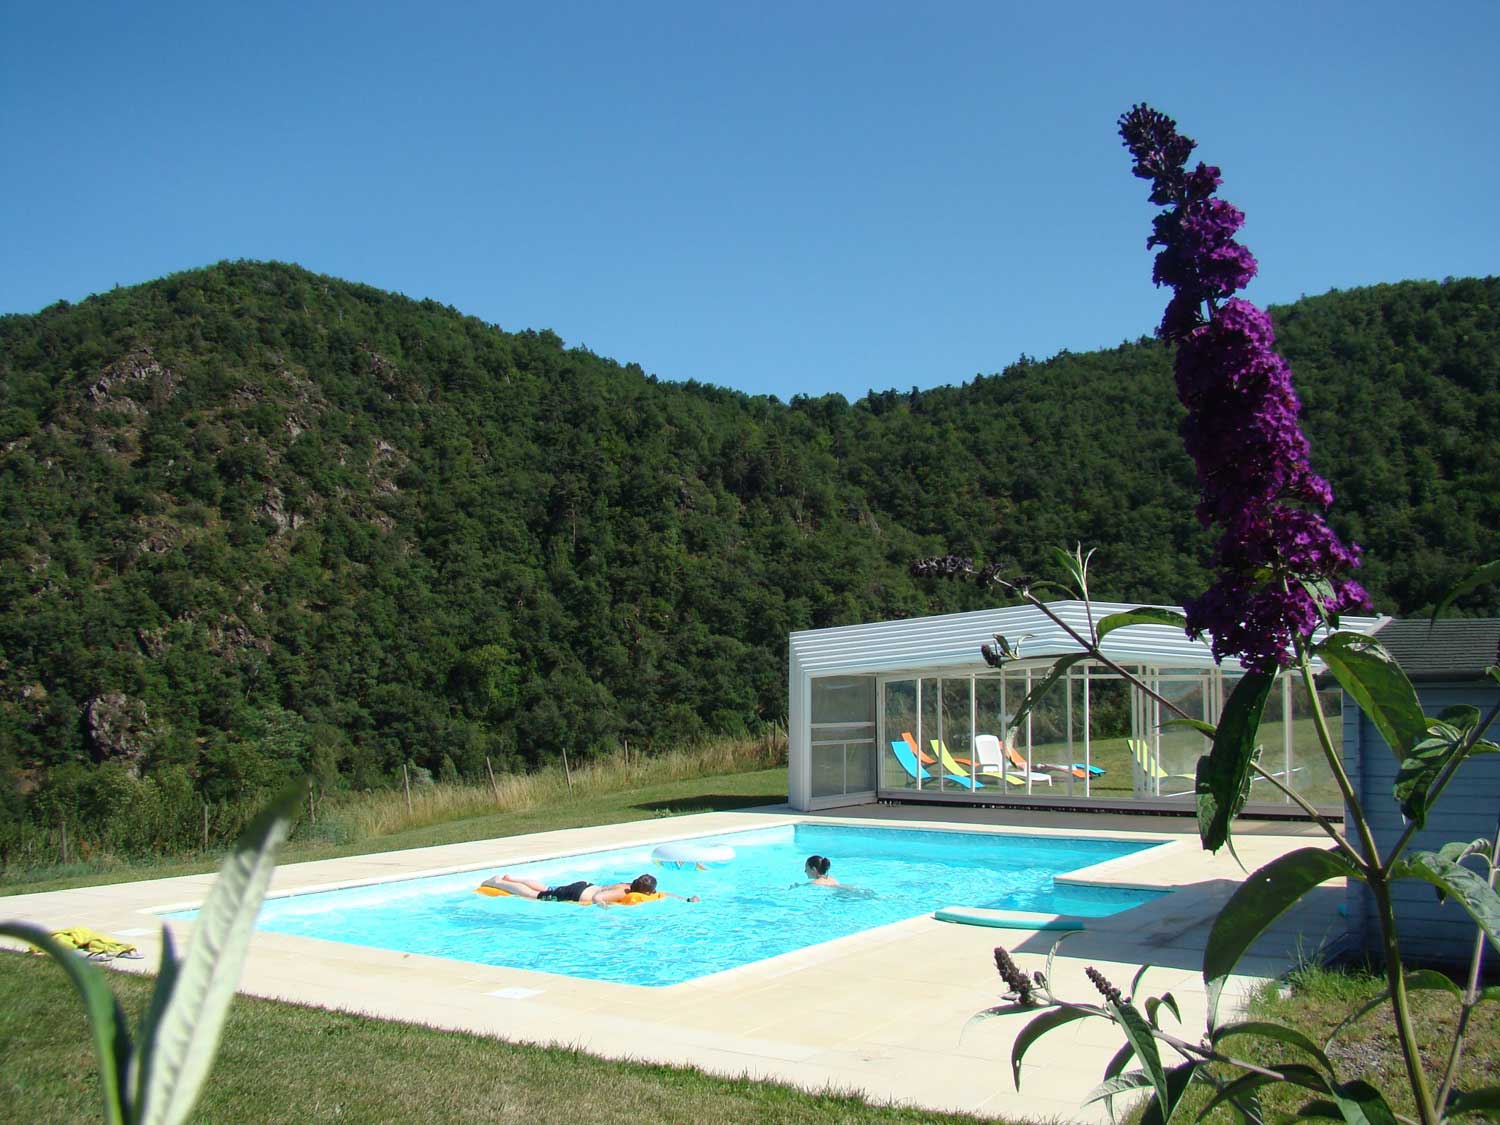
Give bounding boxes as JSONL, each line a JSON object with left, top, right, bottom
{"left": 787, "top": 600, "right": 1382, "bottom": 814}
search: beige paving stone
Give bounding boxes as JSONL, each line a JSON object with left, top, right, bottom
{"left": 0, "top": 804, "right": 1348, "bottom": 1122}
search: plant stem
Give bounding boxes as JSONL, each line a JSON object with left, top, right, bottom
{"left": 1006, "top": 584, "right": 1195, "bottom": 721}
{"left": 1294, "top": 646, "right": 1437, "bottom": 1121}
{"left": 1369, "top": 874, "right": 1441, "bottom": 1123}
{"left": 1434, "top": 812, "right": 1500, "bottom": 1111}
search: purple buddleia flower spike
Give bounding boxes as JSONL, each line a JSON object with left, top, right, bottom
{"left": 1118, "top": 104, "right": 1369, "bottom": 671}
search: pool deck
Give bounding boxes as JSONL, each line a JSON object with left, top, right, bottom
{"left": 0, "top": 805, "right": 1345, "bottom": 1123}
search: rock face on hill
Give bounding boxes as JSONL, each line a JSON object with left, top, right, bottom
{"left": 0, "top": 261, "right": 1497, "bottom": 823}
{"left": 84, "top": 692, "right": 150, "bottom": 775}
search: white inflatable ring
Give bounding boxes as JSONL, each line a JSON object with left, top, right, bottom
{"left": 651, "top": 842, "right": 735, "bottom": 869}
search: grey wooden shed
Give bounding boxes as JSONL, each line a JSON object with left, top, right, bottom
{"left": 1345, "top": 618, "right": 1500, "bottom": 967}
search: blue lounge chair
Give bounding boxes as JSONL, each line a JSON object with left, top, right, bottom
{"left": 891, "top": 740, "right": 932, "bottom": 780}
{"left": 891, "top": 741, "right": 983, "bottom": 789}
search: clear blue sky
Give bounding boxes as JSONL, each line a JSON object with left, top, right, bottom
{"left": 3, "top": 1, "right": 1496, "bottom": 402}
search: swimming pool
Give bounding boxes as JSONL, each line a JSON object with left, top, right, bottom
{"left": 168, "top": 824, "right": 1168, "bottom": 987}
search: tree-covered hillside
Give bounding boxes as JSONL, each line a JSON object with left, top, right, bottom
{"left": 1, "top": 263, "right": 1496, "bottom": 852}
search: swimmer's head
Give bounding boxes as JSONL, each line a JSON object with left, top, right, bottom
{"left": 805, "top": 855, "right": 831, "bottom": 878}
{"left": 630, "top": 874, "right": 658, "bottom": 894}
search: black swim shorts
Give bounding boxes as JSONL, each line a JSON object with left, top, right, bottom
{"left": 539, "top": 880, "right": 591, "bottom": 903}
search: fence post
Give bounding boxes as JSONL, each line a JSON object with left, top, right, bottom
{"left": 561, "top": 747, "right": 574, "bottom": 796}
{"left": 203, "top": 802, "right": 209, "bottom": 850}
{"left": 485, "top": 756, "right": 500, "bottom": 804}
{"left": 403, "top": 763, "right": 413, "bottom": 814}
{"left": 59, "top": 816, "right": 68, "bottom": 865}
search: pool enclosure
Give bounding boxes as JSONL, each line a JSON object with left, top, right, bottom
{"left": 787, "top": 601, "right": 1382, "bottom": 815}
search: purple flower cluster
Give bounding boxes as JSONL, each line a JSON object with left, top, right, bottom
{"left": 1119, "top": 105, "right": 1368, "bottom": 671}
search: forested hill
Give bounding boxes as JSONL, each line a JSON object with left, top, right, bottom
{"left": 1, "top": 262, "right": 1496, "bottom": 823}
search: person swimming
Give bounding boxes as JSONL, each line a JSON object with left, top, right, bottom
{"left": 480, "top": 872, "right": 699, "bottom": 904}
{"left": 791, "top": 854, "right": 875, "bottom": 896}
{"left": 803, "top": 854, "right": 838, "bottom": 886}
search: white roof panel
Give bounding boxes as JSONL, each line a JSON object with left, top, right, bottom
{"left": 788, "top": 600, "right": 1384, "bottom": 677}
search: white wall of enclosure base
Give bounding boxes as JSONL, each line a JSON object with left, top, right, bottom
{"left": 787, "top": 600, "right": 1380, "bottom": 816}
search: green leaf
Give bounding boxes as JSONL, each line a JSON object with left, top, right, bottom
{"left": 133, "top": 780, "right": 305, "bottom": 1125}
{"left": 1050, "top": 544, "right": 1094, "bottom": 599}
{"left": 1110, "top": 996, "right": 1169, "bottom": 1113}
{"left": 1447, "top": 1086, "right": 1500, "bottom": 1116}
{"left": 1011, "top": 1004, "right": 1095, "bottom": 1088}
{"left": 1433, "top": 560, "right": 1500, "bottom": 622}
{"left": 1139, "top": 1061, "right": 1200, "bottom": 1125}
{"left": 1147, "top": 991, "right": 1181, "bottom": 1028}
{"left": 1205, "top": 848, "right": 1364, "bottom": 1022}
{"left": 1394, "top": 732, "right": 1464, "bottom": 829}
{"left": 1390, "top": 850, "right": 1500, "bottom": 956}
{"left": 1292, "top": 1098, "right": 1344, "bottom": 1121}
{"left": 1197, "top": 1064, "right": 1331, "bottom": 1120}
{"left": 1096, "top": 608, "right": 1188, "bottom": 645}
{"left": 1103, "top": 1039, "right": 1136, "bottom": 1080}
{"left": 1437, "top": 705, "right": 1482, "bottom": 734}
{"left": 964, "top": 1002, "right": 1034, "bottom": 1028}
{"left": 1197, "top": 671, "right": 1274, "bottom": 853}
{"left": 1083, "top": 1070, "right": 1155, "bottom": 1107}
{"left": 0, "top": 922, "right": 132, "bottom": 1124}
{"left": 1162, "top": 717, "right": 1218, "bottom": 738}
{"left": 1008, "top": 653, "right": 1090, "bottom": 729}
{"left": 1211, "top": 1019, "right": 1333, "bottom": 1073}
{"left": 1130, "top": 963, "right": 1151, "bottom": 997}
{"left": 1327, "top": 1078, "right": 1398, "bottom": 1124}
{"left": 1315, "top": 632, "right": 1427, "bottom": 760}
{"left": 1435, "top": 839, "right": 1494, "bottom": 867}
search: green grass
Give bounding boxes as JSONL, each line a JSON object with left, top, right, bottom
{"left": 1, "top": 766, "right": 789, "bottom": 897}
{"left": 0, "top": 951, "right": 1019, "bottom": 1124}
{"left": 1113, "top": 962, "right": 1500, "bottom": 1122}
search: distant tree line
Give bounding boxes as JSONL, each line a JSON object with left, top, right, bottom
{"left": 0, "top": 262, "right": 1495, "bottom": 860}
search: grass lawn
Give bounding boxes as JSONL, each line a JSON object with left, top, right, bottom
{"left": 1116, "top": 962, "right": 1500, "bottom": 1123}
{"left": 1, "top": 766, "right": 790, "bottom": 897}
{"left": 0, "top": 951, "right": 1003, "bottom": 1125}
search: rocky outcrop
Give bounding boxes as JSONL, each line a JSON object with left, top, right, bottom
{"left": 84, "top": 692, "right": 150, "bottom": 776}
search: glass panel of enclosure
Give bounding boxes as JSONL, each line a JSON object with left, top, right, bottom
{"left": 881, "top": 678, "right": 918, "bottom": 791}
{"left": 809, "top": 675, "right": 875, "bottom": 799}
{"left": 1288, "top": 673, "right": 1342, "bottom": 808}
{"left": 873, "top": 663, "right": 1341, "bottom": 812}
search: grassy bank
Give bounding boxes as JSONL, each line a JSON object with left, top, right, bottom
{"left": 3, "top": 738, "right": 786, "bottom": 896}
{"left": 0, "top": 952, "right": 1000, "bottom": 1125}
{"left": 1114, "top": 962, "right": 1500, "bottom": 1123}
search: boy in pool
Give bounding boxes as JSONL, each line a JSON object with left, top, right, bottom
{"left": 480, "top": 872, "right": 700, "bottom": 905}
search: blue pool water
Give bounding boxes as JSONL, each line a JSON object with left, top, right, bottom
{"left": 170, "top": 824, "right": 1166, "bottom": 987}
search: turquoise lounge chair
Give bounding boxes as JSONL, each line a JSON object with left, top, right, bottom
{"left": 892, "top": 740, "right": 983, "bottom": 789}
{"left": 891, "top": 740, "right": 932, "bottom": 780}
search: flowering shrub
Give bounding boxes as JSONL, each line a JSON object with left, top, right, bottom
{"left": 923, "top": 107, "right": 1500, "bottom": 1125}
{"left": 1118, "top": 104, "right": 1367, "bottom": 673}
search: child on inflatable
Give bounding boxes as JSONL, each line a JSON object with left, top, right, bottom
{"left": 480, "top": 871, "right": 700, "bottom": 905}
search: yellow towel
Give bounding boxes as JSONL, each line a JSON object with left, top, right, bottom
{"left": 44, "top": 926, "right": 140, "bottom": 958}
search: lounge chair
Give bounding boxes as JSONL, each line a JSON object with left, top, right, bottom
{"left": 891, "top": 740, "right": 978, "bottom": 789}
{"left": 901, "top": 730, "right": 937, "bottom": 767}
{"left": 929, "top": 739, "right": 999, "bottom": 789}
{"left": 890, "top": 740, "right": 932, "bottom": 781}
{"left": 974, "top": 734, "right": 1052, "bottom": 785}
{"left": 1127, "top": 738, "right": 1195, "bottom": 797}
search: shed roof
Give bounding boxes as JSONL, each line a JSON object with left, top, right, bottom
{"left": 1373, "top": 618, "right": 1500, "bottom": 682}
{"left": 788, "top": 599, "right": 1382, "bottom": 678}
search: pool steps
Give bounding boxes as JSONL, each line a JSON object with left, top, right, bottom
{"left": 932, "top": 906, "right": 1085, "bottom": 930}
